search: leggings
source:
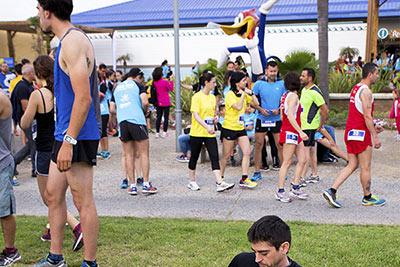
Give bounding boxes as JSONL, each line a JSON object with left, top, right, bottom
{"left": 189, "top": 136, "right": 220, "bottom": 171}
{"left": 262, "top": 131, "right": 278, "bottom": 166}
{"left": 156, "top": 106, "right": 170, "bottom": 133}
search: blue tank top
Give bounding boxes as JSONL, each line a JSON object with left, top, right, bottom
{"left": 113, "top": 79, "right": 146, "bottom": 126}
{"left": 54, "top": 28, "right": 101, "bottom": 141}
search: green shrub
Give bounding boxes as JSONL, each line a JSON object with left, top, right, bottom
{"left": 328, "top": 70, "right": 362, "bottom": 93}
{"left": 278, "top": 49, "right": 318, "bottom": 77}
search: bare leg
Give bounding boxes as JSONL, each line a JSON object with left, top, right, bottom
{"left": 212, "top": 170, "right": 223, "bottom": 184}
{"left": 310, "top": 146, "right": 318, "bottom": 175}
{"left": 331, "top": 153, "right": 359, "bottom": 190}
{"left": 134, "top": 139, "right": 150, "bottom": 182}
{"left": 278, "top": 144, "right": 296, "bottom": 189}
{"left": 237, "top": 136, "right": 251, "bottom": 176}
{"left": 318, "top": 139, "right": 349, "bottom": 161}
{"left": 254, "top": 132, "right": 266, "bottom": 171}
{"left": 1, "top": 215, "right": 16, "bottom": 248}
{"left": 294, "top": 142, "right": 307, "bottom": 185}
{"left": 134, "top": 150, "right": 142, "bottom": 180}
{"left": 358, "top": 146, "right": 373, "bottom": 196}
{"left": 220, "top": 139, "right": 235, "bottom": 177}
{"left": 121, "top": 142, "right": 128, "bottom": 179}
{"left": 122, "top": 141, "right": 135, "bottom": 185}
{"left": 20, "top": 129, "right": 26, "bottom": 147}
{"left": 100, "top": 137, "right": 108, "bottom": 151}
{"left": 189, "top": 169, "right": 196, "bottom": 182}
{"left": 301, "top": 146, "right": 311, "bottom": 179}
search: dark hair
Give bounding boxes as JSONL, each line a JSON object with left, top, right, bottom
{"left": 362, "top": 62, "right": 377, "bottom": 79}
{"left": 106, "top": 70, "right": 115, "bottom": 79}
{"left": 125, "top": 68, "right": 144, "bottom": 80}
{"left": 14, "top": 64, "right": 23, "bottom": 75}
{"left": 302, "top": 67, "right": 315, "bottom": 81}
{"left": 226, "top": 61, "right": 234, "bottom": 66}
{"left": 116, "top": 70, "right": 123, "bottom": 75}
{"left": 37, "top": 0, "right": 73, "bottom": 21}
{"left": 21, "top": 58, "right": 30, "bottom": 65}
{"left": 266, "top": 61, "right": 278, "bottom": 69}
{"left": 161, "top": 60, "right": 168, "bottom": 66}
{"left": 33, "top": 55, "right": 54, "bottom": 93}
{"left": 284, "top": 71, "right": 301, "bottom": 92}
{"left": 202, "top": 69, "right": 212, "bottom": 74}
{"left": 223, "top": 71, "right": 233, "bottom": 87}
{"left": 219, "top": 104, "right": 225, "bottom": 110}
{"left": 200, "top": 72, "right": 215, "bottom": 87}
{"left": 152, "top": 67, "right": 163, "bottom": 81}
{"left": 230, "top": 71, "right": 246, "bottom": 94}
{"left": 99, "top": 63, "right": 107, "bottom": 70}
{"left": 247, "top": 215, "right": 291, "bottom": 251}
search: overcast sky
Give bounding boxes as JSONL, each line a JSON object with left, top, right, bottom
{"left": 0, "top": 0, "right": 130, "bottom": 21}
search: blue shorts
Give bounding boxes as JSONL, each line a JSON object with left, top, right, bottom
{"left": 35, "top": 151, "right": 52, "bottom": 176}
{"left": 0, "top": 161, "right": 16, "bottom": 217}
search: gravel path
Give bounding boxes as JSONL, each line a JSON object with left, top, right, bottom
{"left": 13, "top": 129, "right": 400, "bottom": 225}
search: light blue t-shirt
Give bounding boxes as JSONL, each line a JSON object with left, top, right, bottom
{"left": 113, "top": 79, "right": 146, "bottom": 126}
{"left": 395, "top": 58, "right": 400, "bottom": 71}
{"left": 252, "top": 79, "right": 286, "bottom": 122}
{"left": 223, "top": 86, "right": 231, "bottom": 99}
{"left": 244, "top": 112, "right": 257, "bottom": 135}
{"left": 99, "top": 85, "right": 110, "bottom": 116}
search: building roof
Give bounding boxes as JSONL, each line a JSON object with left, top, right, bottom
{"left": 71, "top": 0, "right": 400, "bottom": 29}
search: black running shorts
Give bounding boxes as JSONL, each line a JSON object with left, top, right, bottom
{"left": 51, "top": 140, "right": 99, "bottom": 166}
{"left": 119, "top": 121, "right": 149, "bottom": 142}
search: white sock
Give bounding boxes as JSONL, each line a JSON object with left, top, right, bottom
{"left": 144, "top": 182, "right": 150, "bottom": 187}
{"left": 131, "top": 183, "right": 136, "bottom": 188}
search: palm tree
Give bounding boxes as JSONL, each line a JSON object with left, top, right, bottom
{"left": 117, "top": 53, "right": 132, "bottom": 73}
{"left": 318, "top": 0, "right": 329, "bottom": 106}
{"left": 27, "top": 16, "right": 54, "bottom": 55}
{"left": 339, "top": 47, "right": 360, "bottom": 58}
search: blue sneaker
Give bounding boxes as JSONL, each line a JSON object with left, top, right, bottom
{"left": 136, "top": 177, "right": 144, "bottom": 186}
{"left": 361, "top": 195, "right": 386, "bottom": 206}
{"left": 323, "top": 189, "right": 342, "bottom": 208}
{"left": 251, "top": 171, "right": 262, "bottom": 181}
{"left": 120, "top": 179, "right": 128, "bottom": 189}
{"left": 142, "top": 182, "right": 158, "bottom": 194}
{"left": 128, "top": 186, "right": 137, "bottom": 195}
{"left": 81, "top": 260, "right": 98, "bottom": 267}
{"left": 101, "top": 151, "right": 111, "bottom": 160}
{"left": 12, "top": 176, "right": 19, "bottom": 186}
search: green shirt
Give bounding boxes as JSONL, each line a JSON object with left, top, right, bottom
{"left": 300, "top": 84, "right": 325, "bottom": 130}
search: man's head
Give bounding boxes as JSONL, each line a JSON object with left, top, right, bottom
{"left": 1, "top": 62, "right": 9, "bottom": 74}
{"left": 21, "top": 58, "right": 31, "bottom": 66}
{"left": 22, "top": 64, "right": 36, "bottom": 82}
{"left": 300, "top": 67, "right": 315, "bottom": 87}
{"left": 247, "top": 215, "right": 291, "bottom": 267}
{"left": 265, "top": 61, "right": 279, "bottom": 82}
{"left": 362, "top": 63, "right": 379, "bottom": 84}
{"left": 37, "top": 0, "right": 73, "bottom": 34}
{"left": 115, "top": 70, "right": 123, "bottom": 82}
{"left": 14, "top": 64, "right": 23, "bottom": 76}
{"left": 226, "top": 61, "right": 235, "bottom": 72}
{"left": 98, "top": 64, "right": 107, "bottom": 76}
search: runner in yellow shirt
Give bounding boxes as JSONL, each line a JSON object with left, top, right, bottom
{"left": 188, "top": 72, "right": 235, "bottom": 192}
{"left": 220, "top": 72, "right": 259, "bottom": 188}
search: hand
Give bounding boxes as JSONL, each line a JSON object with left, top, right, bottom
{"left": 206, "top": 125, "right": 215, "bottom": 135}
{"left": 375, "top": 125, "right": 384, "bottom": 134}
{"left": 373, "top": 136, "right": 381, "bottom": 149}
{"left": 213, "top": 116, "right": 219, "bottom": 124}
{"left": 57, "top": 142, "right": 73, "bottom": 172}
{"left": 244, "top": 88, "right": 253, "bottom": 95}
{"left": 261, "top": 109, "right": 270, "bottom": 117}
{"left": 270, "top": 109, "right": 279, "bottom": 115}
{"left": 300, "top": 131, "right": 309, "bottom": 141}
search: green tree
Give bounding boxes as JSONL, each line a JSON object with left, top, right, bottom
{"left": 27, "top": 16, "right": 54, "bottom": 55}
{"left": 117, "top": 53, "right": 132, "bottom": 73}
{"left": 339, "top": 47, "right": 360, "bottom": 58}
{"left": 277, "top": 50, "right": 318, "bottom": 77}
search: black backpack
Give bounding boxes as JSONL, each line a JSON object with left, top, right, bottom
{"left": 148, "top": 82, "right": 158, "bottom": 106}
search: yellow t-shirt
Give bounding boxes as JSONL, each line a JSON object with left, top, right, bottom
{"left": 190, "top": 91, "right": 216, "bottom": 137}
{"left": 223, "top": 90, "right": 252, "bottom": 131}
{"left": 8, "top": 75, "right": 22, "bottom": 95}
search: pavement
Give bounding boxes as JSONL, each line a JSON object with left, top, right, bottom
{"left": 13, "top": 129, "right": 400, "bottom": 225}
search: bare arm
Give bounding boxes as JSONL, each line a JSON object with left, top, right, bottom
{"left": 20, "top": 91, "right": 39, "bottom": 130}
{"left": 317, "top": 103, "right": 329, "bottom": 131}
{"left": 193, "top": 111, "right": 215, "bottom": 134}
{"left": 140, "top": 93, "right": 149, "bottom": 113}
{"left": 286, "top": 94, "right": 308, "bottom": 140}
{"left": 0, "top": 93, "right": 12, "bottom": 119}
{"left": 231, "top": 91, "right": 246, "bottom": 111}
{"left": 109, "top": 101, "right": 116, "bottom": 115}
{"left": 180, "top": 83, "right": 193, "bottom": 90}
{"left": 360, "top": 88, "right": 380, "bottom": 148}
{"left": 319, "top": 127, "right": 335, "bottom": 146}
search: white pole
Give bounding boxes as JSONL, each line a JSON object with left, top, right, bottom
{"left": 112, "top": 30, "right": 117, "bottom": 71}
{"left": 174, "top": 0, "right": 182, "bottom": 152}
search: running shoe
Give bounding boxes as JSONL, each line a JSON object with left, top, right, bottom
{"left": 306, "top": 174, "right": 320, "bottom": 183}
{"left": 120, "top": 179, "right": 128, "bottom": 189}
{"left": 136, "top": 177, "right": 144, "bottom": 186}
{"left": 239, "top": 178, "right": 257, "bottom": 189}
{"left": 72, "top": 223, "right": 83, "bottom": 251}
{"left": 290, "top": 188, "right": 308, "bottom": 200}
{"left": 12, "top": 176, "right": 19, "bottom": 186}
{"left": 128, "top": 186, "right": 138, "bottom": 195}
{"left": 187, "top": 181, "right": 200, "bottom": 191}
{"left": 272, "top": 157, "right": 280, "bottom": 170}
{"left": 161, "top": 132, "right": 169, "bottom": 138}
{"left": 176, "top": 154, "right": 189, "bottom": 163}
{"left": 260, "top": 165, "right": 270, "bottom": 172}
{"left": 275, "top": 191, "right": 292, "bottom": 203}
{"left": 395, "top": 134, "right": 400, "bottom": 141}
{"left": 361, "top": 195, "right": 386, "bottom": 206}
{"left": 323, "top": 189, "right": 342, "bottom": 208}
{"left": 30, "top": 257, "right": 67, "bottom": 267}
{"left": 81, "top": 260, "right": 98, "bottom": 267}
{"left": 96, "top": 153, "right": 102, "bottom": 158}
{"left": 142, "top": 182, "right": 158, "bottom": 194}
{"left": 100, "top": 151, "right": 111, "bottom": 160}
{"left": 0, "top": 249, "right": 21, "bottom": 266}
{"left": 216, "top": 181, "right": 235, "bottom": 192}
{"left": 41, "top": 228, "right": 51, "bottom": 242}
{"left": 250, "top": 171, "right": 262, "bottom": 181}
{"left": 155, "top": 133, "right": 160, "bottom": 138}
{"left": 300, "top": 179, "right": 307, "bottom": 187}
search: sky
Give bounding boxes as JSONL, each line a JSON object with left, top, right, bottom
{"left": 0, "top": 0, "right": 130, "bottom": 21}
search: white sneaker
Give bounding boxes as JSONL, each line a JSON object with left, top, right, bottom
{"left": 275, "top": 191, "right": 292, "bottom": 203}
{"left": 395, "top": 134, "right": 400, "bottom": 140}
{"left": 155, "top": 133, "right": 160, "bottom": 138}
{"left": 290, "top": 188, "right": 308, "bottom": 200}
{"left": 162, "top": 132, "right": 169, "bottom": 138}
{"left": 187, "top": 181, "right": 200, "bottom": 191}
{"left": 216, "top": 181, "right": 235, "bottom": 192}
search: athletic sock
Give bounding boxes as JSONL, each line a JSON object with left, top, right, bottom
{"left": 241, "top": 175, "right": 248, "bottom": 182}
{"left": 131, "top": 183, "right": 136, "bottom": 188}
{"left": 330, "top": 188, "right": 337, "bottom": 194}
{"left": 83, "top": 260, "right": 97, "bottom": 267}
{"left": 4, "top": 247, "right": 16, "bottom": 254}
{"left": 364, "top": 193, "right": 372, "bottom": 200}
{"left": 292, "top": 184, "right": 300, "bottom": 190}
{"left": 143, "top": 182, "right": 150, "bottom": 187}
{"left": 47, "top": 252, "right": 63, "bottom": 264}
{"left": 278, "top": 188, "right": 285, "bottom": 193}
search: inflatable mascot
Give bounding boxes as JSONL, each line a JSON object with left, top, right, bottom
{"left": 214, "top": 0, "right": 280, "bottom": 83}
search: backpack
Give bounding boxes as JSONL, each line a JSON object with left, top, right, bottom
{"left": 148, "top": 82, "right": 158, "bottom": 106}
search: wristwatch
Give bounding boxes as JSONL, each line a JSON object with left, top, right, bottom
{"left": 63, "top": 135, "right": 77, "bottom": 145}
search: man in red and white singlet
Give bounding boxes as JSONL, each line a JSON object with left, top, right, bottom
{"left": 323, "top": 63, "right": 386, "bottom": 208}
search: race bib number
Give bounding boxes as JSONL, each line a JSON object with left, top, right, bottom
{"left": 204, "top": 116, "right": 214, "bottom": 126}
{"left": 238, "top": 113, "right": 244, "bottom": 125}
{"left": 348, "top": 130, "right": 365, "bottom": 141}
{"left": 285, "top": 131, "right": 298, "bottom": 145}
{"left": 32, "top": 120, "right": 37, "bottom": 140}
{"left": 100, "top": 102, "right": 106, "bottom": 113}
{"left": 261, "top": 120, "right": 276, "bottom": 127}
{"left": 245, "top": 120, "right": 254, "bottom": 128}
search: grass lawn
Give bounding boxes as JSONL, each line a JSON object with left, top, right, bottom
{"left": 6, "top": 216, "right": 400, "bottom": 266}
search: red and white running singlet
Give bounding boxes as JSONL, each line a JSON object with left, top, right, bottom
{"left": 344, "top": 83, "right": 374, "bottom": 154}
{"left": 279, "top": 92, "right": 302, "bottom": 145}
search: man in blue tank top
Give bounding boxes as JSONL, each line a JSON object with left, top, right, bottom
{"left": 34, "top": 1, "right": 100, "bottom": 267}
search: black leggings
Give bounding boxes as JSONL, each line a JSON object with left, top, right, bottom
{"left": 189, "top": 136, "right": 220, "bottom": 171}
{"left": 262, "top": 131, "right": 278, "bottom": 166}
{"left": 156, "top": 106, "right": 170, "bottom": 133}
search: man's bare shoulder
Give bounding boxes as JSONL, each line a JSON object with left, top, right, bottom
{"left": 0, "top": 91, "right": 12, "bottom": 116}
{"left": 61, "top": 30, "right": 94, "bottom": 58}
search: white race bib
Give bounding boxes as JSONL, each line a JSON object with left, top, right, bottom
{"left": 238, "top": 113, "right": 244, "bottom": 125}
{"left": 245, "top": 120, "right": 254, "bottom": 128}
{"left": 347, "top": 130, "right": 365, "bottom": 141}
{"left": 204, "top": 116, "right": 214, "bottom": 126}
{"left": 285, "top": 131, "right": 298, "bottom": 145}
{"left": 261, "top": 120, "right": 276, "bottom": 127}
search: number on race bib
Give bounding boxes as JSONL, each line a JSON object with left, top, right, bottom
{"left": 285, "top": 131, "right": 298, "bottom": 145}
{"left": 348, "top": 130, "right": 365, "bottom": 141}
{"left": 238, "top": 114, "right": 244, "bottom": 125}
{"left": 261, "top": 120, "right": 276, "bottom": 127}
{"left": 204, "top": 117, "right": 214, "bottom": 126}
